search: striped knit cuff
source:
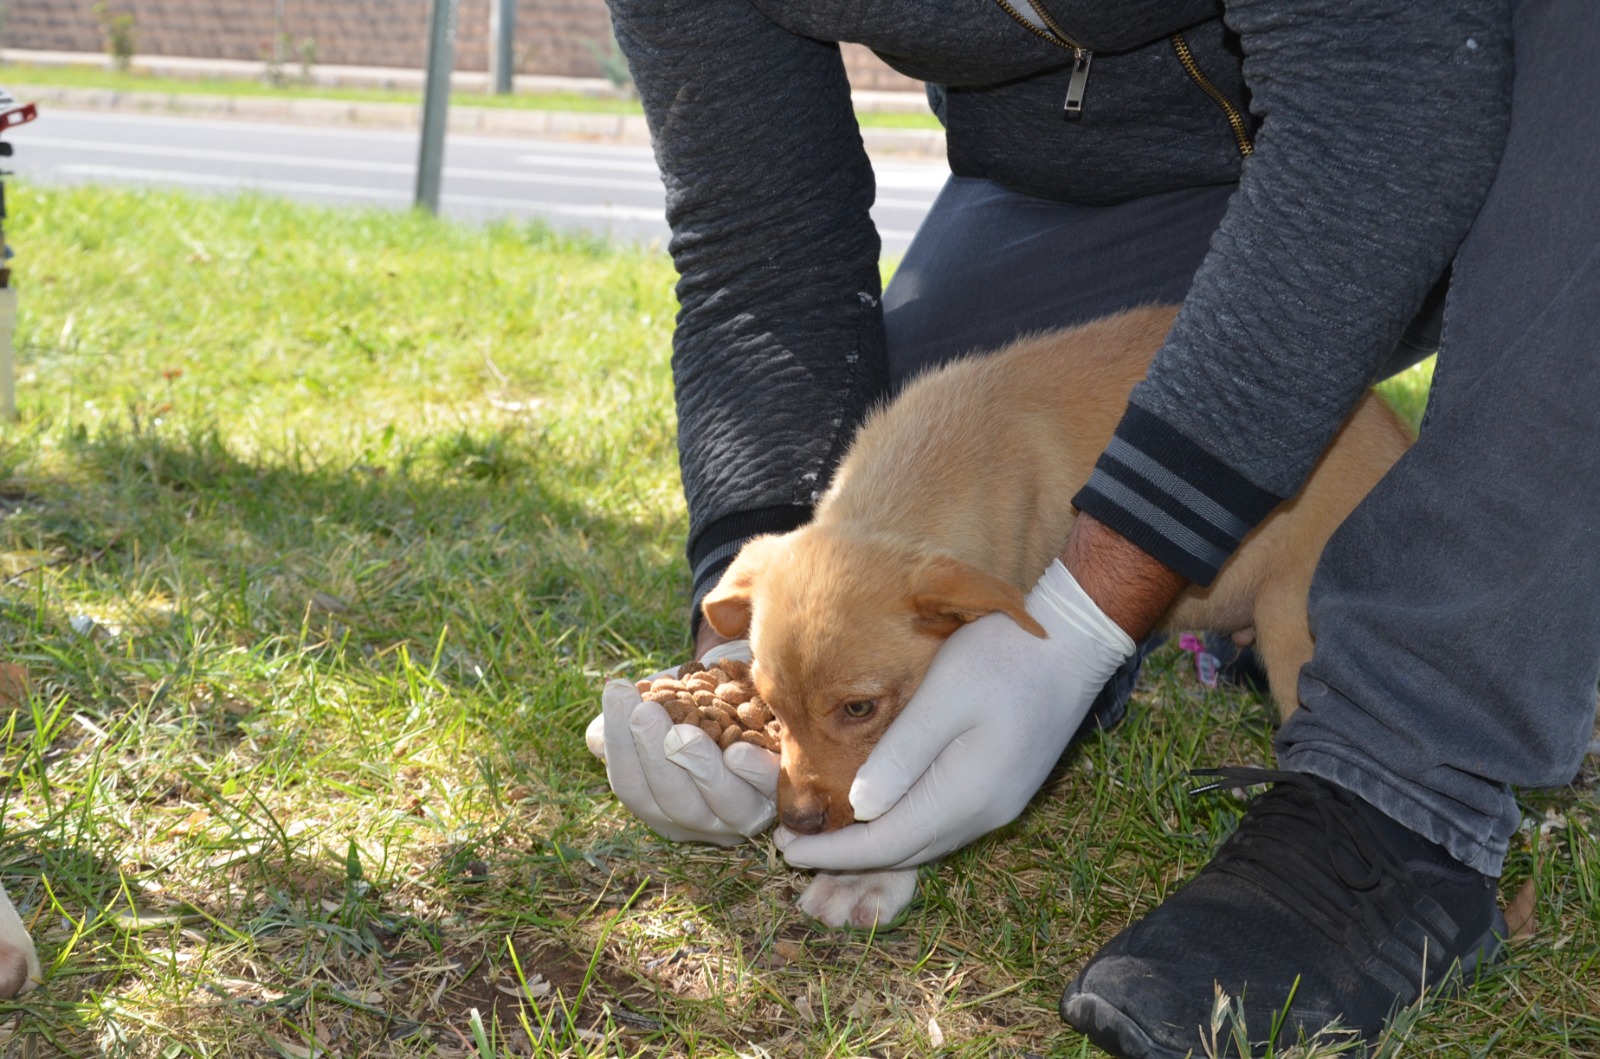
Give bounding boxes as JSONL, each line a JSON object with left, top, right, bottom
{"left": 1072, "top": 405, "right": 1284, "bottom": 586}
{"left": 688, "top": 504, "right": 813, "bottom": 639}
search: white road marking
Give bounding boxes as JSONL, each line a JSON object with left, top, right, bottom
{"left": 510, "top": 152, "right": 667, "bottom": 174}
{"left": 23, "top": 135, "right": 936, "bottom": 210}
{"left": 25, "top": 136, "right": 667, "bottom": 193}
{"left": 53, "top": 163, "right": 670, "bottom": 222}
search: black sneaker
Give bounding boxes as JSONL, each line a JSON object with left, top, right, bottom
{"left": 1060, "top": 768, "right": 1507, "bottom": 1058}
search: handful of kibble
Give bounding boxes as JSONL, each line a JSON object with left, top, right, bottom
{"left": 636, "top": 658, "right": 782, "bottom": 752}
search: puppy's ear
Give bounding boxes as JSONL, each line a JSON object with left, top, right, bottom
{"left": 910, "top": 555, "right": 1047, "bottom": 639}
{"left": 701, "top": 534, "right": 786, "bottom": 638}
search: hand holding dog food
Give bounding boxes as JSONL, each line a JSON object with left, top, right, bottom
{"left": 631, "top": 656, "right": 783, "bottom": 753}
{"left": 587, "top": 640, "right": 779, "bottom": 845}
{"left": 776, "top": 561, "right": 1133, "bottom": 870}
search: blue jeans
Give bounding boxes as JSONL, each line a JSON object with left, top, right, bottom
{"left": 883, "top": 0, "right": 1596, "bottom": 875}
{"left": 1279, "top": 0, "right": 1600, "bottom": 876}
{"left": 884, "top": 179, "right": 1235, "bottom": 390}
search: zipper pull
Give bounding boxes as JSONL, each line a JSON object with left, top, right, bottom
{"left": 1062, "top": 47, "right": 1092, "bottom": 121}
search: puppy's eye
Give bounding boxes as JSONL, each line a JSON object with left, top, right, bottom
{"left": 842, "top": 699, "right": 876, "bottom": 720}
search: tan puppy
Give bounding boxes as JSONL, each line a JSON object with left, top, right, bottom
{"left": 703, "top": 305, "right": 1413, "bottom": 839}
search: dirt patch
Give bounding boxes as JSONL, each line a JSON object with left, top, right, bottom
{"left": 386, "top": 930, "right": 663, "bottom": 1053}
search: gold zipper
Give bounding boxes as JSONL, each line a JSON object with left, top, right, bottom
{"left": 1171, "top": 32, "right": 1254, "bottom": 158}
{"left": 991, "top": 0, "right": 1093, "bottom": 121}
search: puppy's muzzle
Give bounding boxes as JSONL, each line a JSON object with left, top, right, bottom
{"left": 780, "top": 802, "right": 830, "bottom": 835}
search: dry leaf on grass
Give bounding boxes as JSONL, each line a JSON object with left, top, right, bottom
{"left": 0, "top": 663, "right": 27, "bottom": 707}
{"left": 310, "top": 592, "right": 349, "bottom": 614}
{"left": 1504, "top": 877, "right": 1538, "bottom": 941}
{"left": 268, "top": 1037, "right": 330, "bottom": 1059}
{"left": 772, "top": 939, "right": 804, "bottom": 963}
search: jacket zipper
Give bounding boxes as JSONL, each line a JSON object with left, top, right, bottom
{"left": 991, "top": 0, "right": 1093, "bottom": 121}
{"left": 1171, "top": 32, "right": 1254, "bottom": 158}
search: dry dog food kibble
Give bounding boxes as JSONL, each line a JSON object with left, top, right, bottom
{"left": 636, "top": 657, "right": 782, "bottom": 752}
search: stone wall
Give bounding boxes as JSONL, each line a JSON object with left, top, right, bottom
{"left": 2, "top": 0, "right": 920, "bottom": 89}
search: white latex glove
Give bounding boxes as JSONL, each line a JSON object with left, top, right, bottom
{"left": 586, "top": 640, "right": 779, "bottom": 845}
{"left": 775, "top": 559, "right": 1133, "bottom": 870}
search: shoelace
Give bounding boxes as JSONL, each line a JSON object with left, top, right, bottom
{"left": 1189, "top": 767, "right": 1421, "bottom": 951}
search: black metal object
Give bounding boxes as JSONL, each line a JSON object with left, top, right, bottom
{"left": 0, "top": 88, "right": 40, "bottom": 290}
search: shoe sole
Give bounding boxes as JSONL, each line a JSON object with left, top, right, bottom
{"left": 1060, "top": 991, "right": 1178, "bottom": 1059}
{"left": 1060, "top": 918, "right": 1508, "bottom": 1059}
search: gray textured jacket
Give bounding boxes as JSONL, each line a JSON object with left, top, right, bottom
{"left": 604, "top": 0, "right": 1513, "bottom": 613}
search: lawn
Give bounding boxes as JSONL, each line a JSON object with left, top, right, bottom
{"left": 0, "top": 183, "right": 1593, "bottom": 1057}
{"left": 0, "top": 62, "right": 946, "bottom": 131}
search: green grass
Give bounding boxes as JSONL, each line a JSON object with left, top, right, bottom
{"left": 0, "top": 61, "right": 946, "bottom": 131}
{"left": 0, "top": 182, "right": 1592, "bottom": 1057}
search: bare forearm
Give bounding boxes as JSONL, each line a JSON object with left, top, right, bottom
{"left": 694, "top": 622, "right": 737, "bottom": 661}
{"left": 1061, "top": 514, "right": 1188, "bottom": 640}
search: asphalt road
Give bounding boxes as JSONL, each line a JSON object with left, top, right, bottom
{"left": 6, "top": 109, "right": 948, "bottom": 252}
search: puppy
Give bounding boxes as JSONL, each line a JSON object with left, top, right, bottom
{"left": 701, "top": 305, "right": 1413, "bottom": 927}
{"left": 0, "top": 880, "right": 40, "bottom": 996}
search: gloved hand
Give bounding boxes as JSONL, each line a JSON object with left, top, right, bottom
{"left": 586, "top": 640, "right": 779, "bottom": 845}
{"left": 775, "top": 559, "right": 1134, "bottom": 870}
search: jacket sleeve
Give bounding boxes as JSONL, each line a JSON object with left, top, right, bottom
{"left": 608, "top": 0, "right": 891, "bottom": 620}
{"left": 1073, "top": 0, "right": 1513, "bottom": 585}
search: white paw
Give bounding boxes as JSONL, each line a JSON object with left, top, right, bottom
{"left": 797, "top": 869, "right": 918, "bottom": 930}
{"left": 585, "top": 712, "right": 607, "bottom": 761}
{"left": 0, "top": 881, "right": 40, "bottom": 997}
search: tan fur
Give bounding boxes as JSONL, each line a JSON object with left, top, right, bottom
{"left": 704, "top": 305, "right": 1413, "bottom": 834}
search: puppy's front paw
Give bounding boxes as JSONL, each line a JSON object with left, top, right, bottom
{"left": 0, "top": 882, "right": 40, "bottom": 997}
{"left": 797, "top": 869, "right": 917, "bottom": 930}
{"left": 0, "top": 939, "right": 35, "bottom": 998}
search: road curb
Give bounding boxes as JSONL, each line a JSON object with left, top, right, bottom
{"left": 8, "top": 84, "right": 947, "bottom": 159}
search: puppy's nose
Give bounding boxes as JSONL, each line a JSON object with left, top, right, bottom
{"left": 781, "top": 804, "right": 829, "bottom": 835}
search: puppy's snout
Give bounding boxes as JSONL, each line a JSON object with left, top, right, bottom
{"left": 781, "top": 803, "right": 829, "bottom": 835}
